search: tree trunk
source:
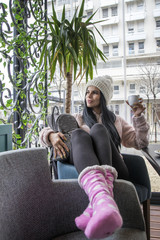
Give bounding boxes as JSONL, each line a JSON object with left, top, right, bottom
{"left": 153, "top": 97, "right": 157, "bottom": 143}
{"left": 147, "top": 98, "right": 150, "bottom": 122}
{"left": 65, "top": 72, "right": 72, "bottom": 113}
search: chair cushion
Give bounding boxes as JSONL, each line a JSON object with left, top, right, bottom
{"left": 53, "top": 228, "right": 146, "bottom": 240}
{"left": 57, "top": 161, "right": 78, "bottom": 179}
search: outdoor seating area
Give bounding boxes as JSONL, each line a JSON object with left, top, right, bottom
{"left": 0, "top": 0, "right": 160, "bottom": 240}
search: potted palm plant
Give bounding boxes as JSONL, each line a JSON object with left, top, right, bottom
{"left": 39, "top": 0, "right": 107, "bottom": 113}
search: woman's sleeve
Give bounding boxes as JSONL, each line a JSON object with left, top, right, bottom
{"left": 120, "top": 114, "right": 150, "bottom": 149}
{"left": 39, "top": 127, "right": 54, "bottom": 147}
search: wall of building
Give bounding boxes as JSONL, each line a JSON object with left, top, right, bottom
{"left": 51, "top": 0, "right": 160, "bottom": 127}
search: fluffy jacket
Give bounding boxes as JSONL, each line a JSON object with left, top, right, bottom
{"left": 39, "top": 113, "right": 149, "bottom": 150}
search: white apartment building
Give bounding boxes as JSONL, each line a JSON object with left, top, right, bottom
{"left": 50, "top": 0, "right": 160, "bottom": 126}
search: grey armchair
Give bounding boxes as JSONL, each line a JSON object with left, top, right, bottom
{"left": 51, "top": 153, "right": 151, "bottom": 240}
{"left": 0, "top": 148, "right": 147, "bottom": 240}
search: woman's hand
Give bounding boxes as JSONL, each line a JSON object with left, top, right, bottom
{"left": 126, "top": 98, "right": 146, "bottom": 117}
{"left": 49, "top": 132, "right": 69, "bottom": 159}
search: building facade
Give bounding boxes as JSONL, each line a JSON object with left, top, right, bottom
{"left": 49, "top": 0, "right": 160, "bottom": 128}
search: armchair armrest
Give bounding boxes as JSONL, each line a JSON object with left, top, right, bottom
{"left": 122, "top": 154, "right": 151, "bottom": 193}
{"left": 50, "top": 179, "right": 145, "bottom": 237}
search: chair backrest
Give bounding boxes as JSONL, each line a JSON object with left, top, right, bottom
{"left": 0, "top": 148, "right": 86, "bottom": 240}
{"left": 0, "top": 148, "right": 53, "bottom": 240}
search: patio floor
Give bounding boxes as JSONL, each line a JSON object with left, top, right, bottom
{"left": 150, "top": 204, "right": 160, "bottom": 240}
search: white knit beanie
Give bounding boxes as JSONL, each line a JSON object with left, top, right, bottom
{"left": 86, "top": 75, "right": 113, "bottom": 105}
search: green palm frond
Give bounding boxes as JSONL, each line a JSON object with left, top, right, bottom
{"left": 35, "top": 0, "right": 108, "bottom": 112}
{"left": 61, "top": 5, "right": 66, "bottom": 22}
{"left": 78, "top": 0, "right": 85, "bottom": 19}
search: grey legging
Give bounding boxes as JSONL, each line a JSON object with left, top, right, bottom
{"left": 70, "top": 123, "right": 129, "bottom": 180}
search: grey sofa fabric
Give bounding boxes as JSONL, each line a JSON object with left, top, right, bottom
{"left": 0, "top": 148, "right": 147, "bottom": 240}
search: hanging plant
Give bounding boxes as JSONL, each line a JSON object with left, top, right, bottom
{"left": 0, "top": 0, "right": 48, "bottom": 148}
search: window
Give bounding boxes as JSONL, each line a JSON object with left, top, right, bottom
{"left": 74, "top": 91, "right": 78, "bottom": 97}
{"left": 103, "top": 45, "right": 109, "bottom": 56}
{"left": 103, "top": 26, "right": 109, "bottom": 36}
{"left": 109, "top": 105, "right": 114, "bottom": 112}
{"left": 137, "top": 21, "right": 144, "bottom": 32}
{"left": 102, "top": 8, "right": 108, "bottom": 18}
{"left": 156, "top": 20, "right": 160, "bottom": 28}
{"left": 113, "top": 85, "right": 119, "bottom": 94}
{"left": 137, "top": 1, "right": 144, "bottom": 11}
{"left": 155, "top": 0, "right": 160, "bottom": 8}
{"left": 128, "top": 43, "right": 135, "bottom": 55}
{"left": 115, "top": 105, "right": 119, "bottom": 115}
{"left": 74, "top": 106, "right": 78, "bottom": 113}
{"left": 78, "top": 105, "right": 82, "bottom": 113}
{"left": 109, "top": 104, "right": 119, "bottom": 114}
{"left": 128, "top": 22, "right": 134, "bottom": 33}
{"left": 140, "top": 86, "right": 146, "bottom": 93}
{"left": 156, "top": 39, "right": 160, "bottom": 51}
{"left": 87, "top": 11, "right": 93, "bottom": 18}
{"left": 111, "top": 25, "right": 118, "bottom": 35}
{"left": 138, "top": 42, "right": 144, "bottom": 53}
{"left": 111, "top": 6, "right": 118, "bottom": 16}
{"left": 127, "top": 3, "right": 134, "bottom": 13}
{"left": 129, "top": 83, "right": 135, "bottom": 93}
{"left": 112, "top": 45, "right": 118, "bottom": 56}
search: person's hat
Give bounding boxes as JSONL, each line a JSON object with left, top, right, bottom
{"left": 86, "top": 75, "right": 113, "bottom": 105}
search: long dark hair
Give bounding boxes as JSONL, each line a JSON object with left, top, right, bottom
{"left": 83, "top": 92, "right": 121, "bottom": 150}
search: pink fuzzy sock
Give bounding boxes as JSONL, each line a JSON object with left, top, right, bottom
{"left": 77, "top": 165, "right": 122, "bottom": 239}
{"left": 75, "top": 166, "right": 117, "bottom": 232}
{"left": 75, "top": 203, "right": 92, "bottom": 231}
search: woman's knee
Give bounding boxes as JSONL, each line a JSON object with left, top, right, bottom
{"left": 90, "top": 123, "right": 109, "bottom": 136}
{"left": 72, "top": 128, "right": 89, "bottom": 140}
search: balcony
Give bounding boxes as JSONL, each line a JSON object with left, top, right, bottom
{"left": 138, "top": 49, "right": 145, "bottom": 54}
{"left": 154, "top": 29, "right": 160, "bottom": 38}
{"left": 100, "top": 0, "right": 118, "bottom": 7}
{"left": 126, "top": 11, "right": 146, "bottom": 22}
{"left": 84, "top": 1, "right": 93, "bottom": 11}
{"left": 126, "top": 32, "right": 146, "bottom": 41}
{"left": 100, "top": 16, "right": 119, "bottom": 25}
{"left": 128, "top": 50, "right": 135, "bottom": 56}
{"left": 153, "top": 8, "right": 160, "bottom": 18}
{"left": 101, "top": 35, "right": 119, "bottom": 44}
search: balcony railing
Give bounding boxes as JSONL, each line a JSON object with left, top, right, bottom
{"left": 126, "top": 11, "right": 146, "bottom": 22}
{"left": 126, "top": 32, "right": 146, "bottom": 41}
{"left": 100, "top": 0, "right": 118, "bottom": 7}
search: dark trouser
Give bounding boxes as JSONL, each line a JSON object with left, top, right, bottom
{"left": 70, "top": 123, "right": 129, "bottom": 180}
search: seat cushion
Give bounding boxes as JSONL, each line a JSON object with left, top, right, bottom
{"left": 57, "top": 161, "right": 78, "bottom": 179}
{"left": 53, "top": 228, "right": 146, "bottom": 240}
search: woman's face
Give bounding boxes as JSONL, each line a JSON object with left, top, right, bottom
{"left": 85, "top": 86, "right": 101, "bottom": 112}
